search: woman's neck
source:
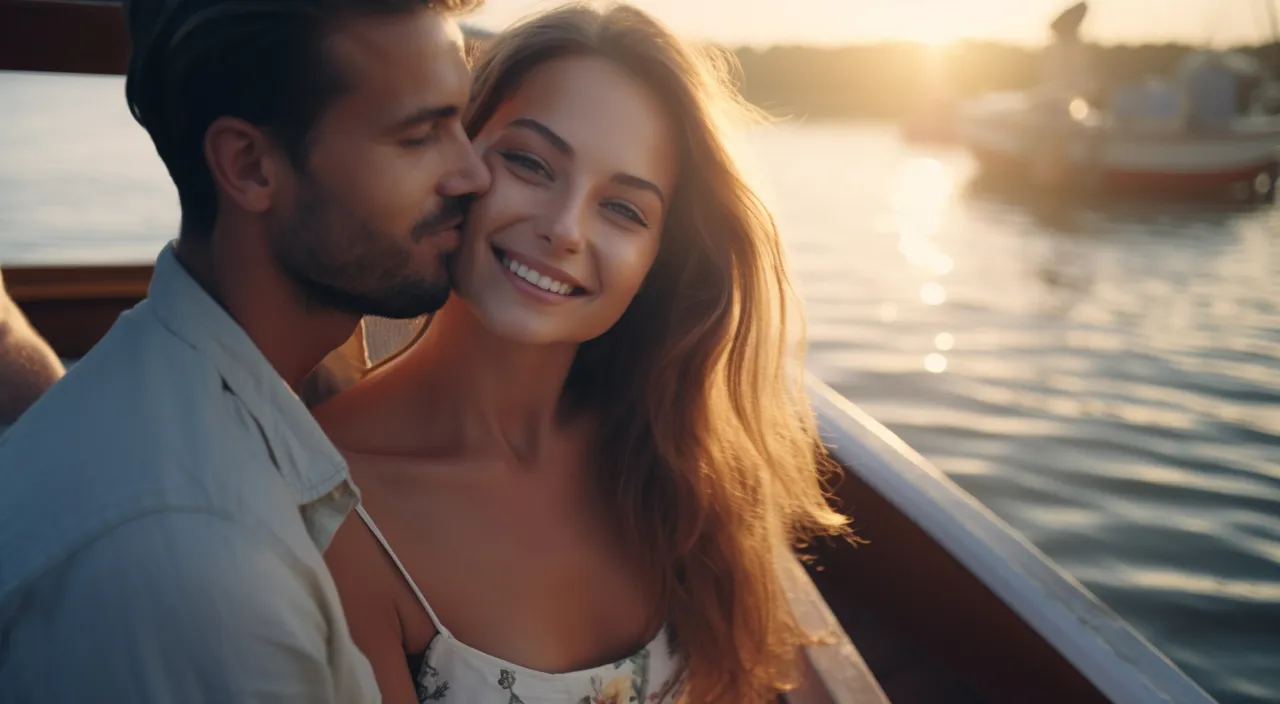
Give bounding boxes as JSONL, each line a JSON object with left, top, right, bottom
{"left": 398, "top": 298, "right": 581, "bottom": 463}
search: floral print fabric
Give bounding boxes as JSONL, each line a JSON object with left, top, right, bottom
{"left": 409, "top": 627, "right": 683, "bottom": 704}
{"left": 354, "top": 504, "right": 682, "bottom": 704}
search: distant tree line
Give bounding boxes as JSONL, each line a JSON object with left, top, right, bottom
{"left": 734, "top": 41, "right": 1280, "bottom": 119}
{"left": 462, "top": 25, "right": 1278, "bottom": 121}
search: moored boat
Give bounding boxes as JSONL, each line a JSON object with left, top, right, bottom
{"left": 956, "top": 90, "right": 1280, "bottom": 202}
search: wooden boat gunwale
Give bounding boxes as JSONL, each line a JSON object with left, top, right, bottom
{"left": 1, "top": 263, "right": 154, "bottom": 359}
{"left": 0, "top": 0, "right": 130, "bottom": 76}
{"left": 808, "top": 377, "right": 1218, "bottom": 704}
{"left": 3, "top": 263, "right": 152, "bottom": 302}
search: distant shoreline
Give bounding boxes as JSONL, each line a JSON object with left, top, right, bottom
{"left": 731, "top": 41, "right": 1279, "bottom": 120}
{"left": 466, "top": 26, "right": 1278, "bottom": 120}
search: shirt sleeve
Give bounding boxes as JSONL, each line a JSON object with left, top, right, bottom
{"left": 0, "top": 510, "right": 378, "bottom": 703}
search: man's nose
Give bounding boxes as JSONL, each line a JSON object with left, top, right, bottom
{"left": 439, "top": 137, "right": 491, "bottom": 198}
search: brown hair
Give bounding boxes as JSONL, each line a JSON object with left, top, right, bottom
{"left": 123, "top": 0, "right": 482, "bottom": 240}
{"left": 465, "top": 4, "right": 851, "bottom": 701}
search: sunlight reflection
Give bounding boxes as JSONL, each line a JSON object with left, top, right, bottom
{"left": 925, "top": 353, "right": 948, "bottom": 373}
{"left": 894, "top": 214, "right": 943, "bottom": 241}
{"left": 892, "top": 158, "right": 953, "bottom": 211}
{"left": 891, "top": 157, "right": 957, "bottom": 277}
{"left": 898, "top": 237, "right": 954, "bottom": 275}
{"left": 1069, "top": 98, "right": 1090, "bottom": 121}
{"left": 935, "top": 332, "right": 955, "bottom": 350}
{"left": 920, "top": 282, "right": 947, "bottom": 305}
{"left": 935, "top": 254, "right": 954, "bottom": 276}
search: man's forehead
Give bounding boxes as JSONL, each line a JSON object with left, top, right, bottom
{"left": 325, "top": 10, "right": 465, "bottom": 82}
{"left": 324, "top": 10, "right": 470, "bottom": 119}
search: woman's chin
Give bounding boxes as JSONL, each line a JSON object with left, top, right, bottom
{"left": 455, "top": 288, "right": 615, "bottom": 347}
{"left": 469, "top": 306, "right": 570, "bottom": 346}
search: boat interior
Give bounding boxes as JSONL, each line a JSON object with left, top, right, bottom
{"left": 1, "top": 1, "right": 1219, "bottom": 702}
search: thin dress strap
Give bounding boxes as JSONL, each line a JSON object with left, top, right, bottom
{"left": 353, "top": 504, "right": 451, "bottom": 637}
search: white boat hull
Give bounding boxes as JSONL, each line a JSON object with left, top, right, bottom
{"left": 956, "top": 92, "right": 1280, "bottom": 196}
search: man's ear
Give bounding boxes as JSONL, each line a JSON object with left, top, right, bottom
{"left": 203, "top": 117, "right": 288, "bottom": 215}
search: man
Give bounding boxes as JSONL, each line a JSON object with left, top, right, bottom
{"left": 1039, "top": 1, "right": 1095, "bottom": 107}
{"left": 0, "top": 0, "right": 489, "bottom": 701}
{"left": 0, "top": 269, "right": 64, "bottom": 426}
{"left": 1031, "top": 1, "right": 1096, "bottom": 189}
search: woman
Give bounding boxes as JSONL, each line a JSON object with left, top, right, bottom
{"left": 316, "top": 4, "right": 850, "bottom": 702}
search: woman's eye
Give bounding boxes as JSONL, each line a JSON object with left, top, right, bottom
{"left": 605, "top": 201, "right": 648, "bottom": 227}
{"left": 501, "top": 151, "right": 552, "bottom": 179}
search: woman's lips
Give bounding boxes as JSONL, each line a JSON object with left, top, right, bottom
{"left": 493, "top": 247, "right": 588, "bottom": 303}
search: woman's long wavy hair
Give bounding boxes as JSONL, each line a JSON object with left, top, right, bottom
{"left": 463, "top": 5, "right": 851, "bottom": 701}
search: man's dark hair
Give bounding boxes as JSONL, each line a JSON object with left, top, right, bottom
{"left": 124, "top": 0, "right": 482, "bottom": 240}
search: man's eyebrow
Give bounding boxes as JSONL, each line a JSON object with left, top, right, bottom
{"left": 388, "top": 105, "right": 460, "bottom": 131}
{"left": 507, "top": 117, "right": 574, "bottom": 157}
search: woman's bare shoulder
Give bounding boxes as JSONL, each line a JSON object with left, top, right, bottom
{"left": 324, "top": 506, "right": 429, "bottom": 704}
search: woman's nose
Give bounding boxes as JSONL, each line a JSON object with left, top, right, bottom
{"left": 538, "top": 193, "right": 587, "bottom": 254}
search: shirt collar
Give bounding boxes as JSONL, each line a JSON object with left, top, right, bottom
{"left": 146, "top": 242, "right": 352, "bottom": 507}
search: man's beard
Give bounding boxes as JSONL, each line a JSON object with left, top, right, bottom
{"left": 272, "top": 181, "right": 464, "bottom": 320}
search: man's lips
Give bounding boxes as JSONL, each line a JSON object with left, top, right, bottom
{"left": 424, "top": 216, "right": 463, "bottom": 236}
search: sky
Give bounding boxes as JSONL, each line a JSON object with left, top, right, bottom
{"left": 464, "top": 0, "right": 1279, "bottom": 48}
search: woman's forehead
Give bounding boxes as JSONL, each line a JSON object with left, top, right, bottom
{"left": 489, "top": 56, "right": 678, "bottom": 190}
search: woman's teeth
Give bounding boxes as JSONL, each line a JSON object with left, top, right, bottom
{"left": 501, "top": 254, "right": 576, "bottom": 296}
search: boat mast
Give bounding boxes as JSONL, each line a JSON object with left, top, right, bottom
{"left": 1266, "top": 0, "right": 1279, "bottom": 77}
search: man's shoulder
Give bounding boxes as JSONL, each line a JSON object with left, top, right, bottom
{"left": 0, "top": 305, "right": 252, "bottom": 482}
{"left": 0, "top": 308, "right": 291, "bottom": 605}
{"left": 40, "top": 509, "right": 297, "bottom": 582}
{"left": 0, "top": 473, "right": 311, "bottom": 620}
{"left": 0, "top": 510, "right": 364, "bottom": 704}
{"left": 61, "top": 510, "right": 317, "bottom": 594}
{"left": 2, "top": 300, "right": 214, "bottom": 419}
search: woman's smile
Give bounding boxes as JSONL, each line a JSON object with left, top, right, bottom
{"left": 493, "top": 246, "right": 590, "bottom": 303}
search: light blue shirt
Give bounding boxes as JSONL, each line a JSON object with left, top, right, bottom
{"left": 0, "top": 244, "right": 380, "bottom": 703}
